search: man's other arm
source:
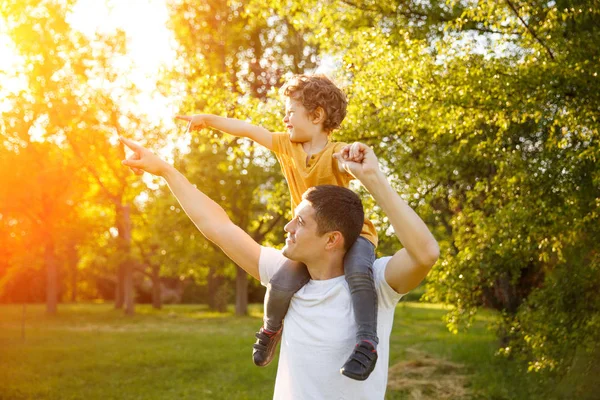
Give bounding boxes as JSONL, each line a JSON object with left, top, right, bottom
{"left": 335, "top": 143, "right": 440, "bottom": 294}
{"left": 120, "top": 137, "right": 261, "bottom": 280}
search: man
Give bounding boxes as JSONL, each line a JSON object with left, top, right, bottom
{"left": 120, "top": 137, "right": 439, "bottom": 399}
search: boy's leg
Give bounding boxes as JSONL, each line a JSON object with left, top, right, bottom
{"left": 340, "top": 236, "right": 378, "bottom": 381}
{"left": 253, "top": 259, "right": 310, "bottom": 367}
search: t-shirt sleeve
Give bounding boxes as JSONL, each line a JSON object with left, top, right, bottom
{"left": 373, "top": 257, "right": 405, "bottom": 310}
{"left": 271, "top": 133, "right": 293, "bottom": 155}
{"left": 259, "top": 246, "right": 289, "bottom": 286}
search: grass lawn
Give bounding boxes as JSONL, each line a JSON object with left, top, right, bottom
{"left": 0, "top": 302, "right": 548, "bottom": 400}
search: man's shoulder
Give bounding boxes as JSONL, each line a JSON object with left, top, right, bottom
{"left": 261, "top": 245, "right": 285, "bottom": 260}
{"left": 373, "top": 256, "right": 405, "bottom": 308}
{"left": 373, "top": 256, "right": 393, "bottom": 284}
{"left": 259, "top": 246, "right": 287, "bottom": 285}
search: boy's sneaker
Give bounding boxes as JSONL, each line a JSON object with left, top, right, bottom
{"left": 340, "top": 340, "right": 378, "bottom": 381}
{"left": 252, "top": 326, "right": 283, "bottom": 367}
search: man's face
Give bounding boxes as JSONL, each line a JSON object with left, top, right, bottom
{"left": 282, "top": 200, "right": 326, "bottom": 262}
{"left": 283, "top": 98, "right": 315, "bottom": 143}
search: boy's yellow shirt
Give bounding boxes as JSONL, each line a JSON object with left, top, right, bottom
{"left": 272, "top": 133, "right": 378, "bottom": 247}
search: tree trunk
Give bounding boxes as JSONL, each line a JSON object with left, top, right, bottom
{"left": 206, "top": 266, "right": 219, "bottom": 310}
{"left": 115, "top": 264, "right": 124, "bottom": 309}
{"left": 123, "top": 263, "right": 134, "bottom": 315}
{"left": 45, "top": 238, "right": 58, "bottom": 315}
{"left": 67, "top": 242, "right": 78, "bottom": 302}
{"left": 207, "top": 265, "right": 228, "bottom": 312}
{"left": 152, "top": 264, "right": 162, "bottom": 310}
{"left": 235, "top": 266, "right": 248, "bottom": 316}
{"left": 117, "top": 204, "right": 134, "bottom": 316}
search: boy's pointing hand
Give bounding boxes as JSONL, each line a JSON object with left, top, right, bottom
{"left": 176, "top": 114, "right": 208, "bottom": 133}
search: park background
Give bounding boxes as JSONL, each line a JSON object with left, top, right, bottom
{"left": 0, "top": 0, "right": 598, "bottom": 399}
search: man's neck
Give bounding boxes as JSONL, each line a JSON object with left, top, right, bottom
{"left": 304, "top": 253, "right": 345, "bottom": 280}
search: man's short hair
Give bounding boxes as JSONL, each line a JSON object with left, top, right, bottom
{"left": 282, "top": 74, "right": 348, "bottom": 133}
{"left": 302, "top": 185, "right": 364, "bottom": 251}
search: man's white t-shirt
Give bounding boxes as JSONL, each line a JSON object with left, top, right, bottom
{"left": 259, "top": 246, "right": 405, "bottom": 400}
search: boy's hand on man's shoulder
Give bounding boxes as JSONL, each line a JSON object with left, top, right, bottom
{"left": 333, "top": 142, "right": 380, "bottom": 179}
{"left": 339, "top": 142, "right": 366, "bottom": 163}
{"left": 176, "top": 114, "right": 209, "bottom": 132}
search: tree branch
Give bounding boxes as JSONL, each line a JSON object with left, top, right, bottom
{"left": 504, "top": 0, "right": 555, "bottom": 60}
{"left": 65, "top": 136, "right": 118, "bottom": 203}
{"left": 134, "top": 263, "right": 152, "bottom": 279}
{"left": 338, "top": 0, "right": 380, "bottom": 13}
{"left": 253, "top": 213, "right": 283, "bottom": 243}
{"left": 461, "top": 23, "right": 520, "bottom": 36}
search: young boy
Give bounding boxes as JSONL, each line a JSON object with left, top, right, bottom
{"left": 176, "top": 74, "right": 379, "bottom": 381}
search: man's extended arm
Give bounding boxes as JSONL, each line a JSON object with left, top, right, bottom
{"left": 335, "top": 143, "right": 440, "bottom": 294}
{"left": 119, "top": 137, "right": 261, "bottom": 280}
{"left": 176, "top": 114, "right": 274, "bottom": 150}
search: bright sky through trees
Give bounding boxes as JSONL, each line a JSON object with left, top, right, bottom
{"left": 0, "top": 27, "right": 26, "bottom": 111}
{"left": 68, "top": 0, "right": 178, "bottom": 126}
{"left": 0, "top": 0, "right": 178, "bottom": 126}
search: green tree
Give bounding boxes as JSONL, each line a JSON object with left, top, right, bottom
{"left": 162, "top": 0, "right": 322, "bottom": 314}
{"left": 261, "top": 0, "right": 600, "bottom": 383}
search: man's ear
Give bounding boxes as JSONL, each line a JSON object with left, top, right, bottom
{"left": 312, "top": 107, "right": 326, "bottom": 125}
{"left": 325, "top": 231, "right": 344, "bottom": 250}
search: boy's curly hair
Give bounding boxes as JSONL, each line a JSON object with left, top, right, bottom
{"left": 282, "top": 74, "right": 348, "bottom": 133}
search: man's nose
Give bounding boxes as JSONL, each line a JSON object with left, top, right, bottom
{"left": 284, "top": 220, "right": 294, "bottom": 233}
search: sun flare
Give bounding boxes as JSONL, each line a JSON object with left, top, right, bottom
{"left": 0, "top": 0, "right": 177, "bottom": 124}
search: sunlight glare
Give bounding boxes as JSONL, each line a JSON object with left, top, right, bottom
{"left": 0, "top": 28, "right": 27, "bottom": 112}
{"left": 67, "top": 0, "right": 179, "bottom": 127}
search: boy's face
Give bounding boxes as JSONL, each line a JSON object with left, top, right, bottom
{"left": 283, "top": 97, "right": 320, "bottom": 143}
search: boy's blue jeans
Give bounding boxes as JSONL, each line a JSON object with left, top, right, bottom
{"left": 263, "top": 237, "right": 378, "bottom": 344}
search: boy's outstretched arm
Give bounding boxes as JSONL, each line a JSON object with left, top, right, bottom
{"left": 119, "top": 136, "right": 261, "bottom": 280}
{"left": 334, "top": 143, "right": 440, "bottom": 294}
{"left": 176, "top": 114, "right": 273, "bottom": 150}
